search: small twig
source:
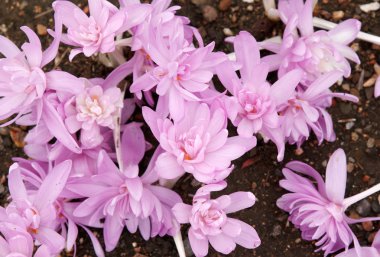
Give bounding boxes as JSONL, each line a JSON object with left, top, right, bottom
{"left": 34, "top": 8, "right": 53, "bottom": 19}
{"left": 337, "top": 118, "right": 356, "bottom": 123}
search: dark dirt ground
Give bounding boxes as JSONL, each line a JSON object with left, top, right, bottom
{"left": 0, "top": 0, "right": 379, "bottom": 256}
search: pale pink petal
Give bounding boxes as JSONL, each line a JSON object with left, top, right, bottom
{"left": 34, "top": 227, "right": 65, "bottom": 253}
{"left": 172, "top": 203, "right": 192, "bottom": 224}
{"left": 121, "top": 123, "right": 145, "bottom": 167}
{"left": 0, "top": 36, "right": 20, "bottom": 58}
{"left": 234, "top": 31, "right": 260, "bottom": 83}
{"left": 223, "top": 192, "right": 256, "bottom": 213}
{"left": 34, "top": 160, "right": 72, "bottom": 210}
{"left": 270, "top": 69, "right": 303, "bottom": 106}
{"left": 325, "top": 148, "right": 347, "bottom": 203}
{"left": 328, "top": 19, "right": 361, "bottom": 45}
{"left": 208, "top": 233, "right": 236, "bottom": 255}
{"left": 155, "top": 153, "right": 184, "bottom": 179}
{"left": 231, "top": 218, "right": 261, "bottom": 249}
{"left": 189, "top": 228, "right": 209, "bottom": 257}
{"left": 104, "top": 216, "right": 124, "bottom": 252}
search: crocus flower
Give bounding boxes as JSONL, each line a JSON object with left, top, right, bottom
{"left": 143, "top": 102, "right": 257, "bottom": 183}
{"left": 277, "top": 149, "right": 380, "bottom": 256}
{"left": 130, "top": 18, "right": 225, "bottom": 120}
{"left": 68, "top": 124, "right": 182, "bottom": 252}
{"left": 172, "top": 182, "right": 261, "bottom": 257}
{"left": 262, "top": 0, "right": 361, "bottom": 85}
{"left": 278, "top": 71, "right": 359, "bottom": 147}
{"left": 64, "top": 79, "right": 123, "bottom": 148}
{"left": 4, "top": 160, "right": 72, "bottom": 254}
{"left": 0, "top": 222, "right": 51, "bottom": 257}
{"left": 53, "top": 0, "right": 151, "bottom": 60}
{"left": 216, "top": 31, "right": 303, "bottom": 161}
{"left": 0, "top": 26, "right": 61, "bottom": 125}
{"left": 335, "top": 231, "right": 380, "bottom": 257}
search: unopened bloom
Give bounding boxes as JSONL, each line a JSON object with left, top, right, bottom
{"left": 277, "top": 149, "right": 380, "bottom": 256}
{"left": 217, "top": 31, "right": 303, "bottom": 161}
{"left": 53, "top": 0, "right": 151, "bottom": 60}
{"left": 262, "top": 0, "right": 361, "bottom": 85}
{"left": 278, "top": 71, "right": 358, "bottom": 147}
{"left": 143, "top": 102, "right": 256, "bottom": 183}
{"left": 172, "top": 182, "right": 261, "bottom": 257}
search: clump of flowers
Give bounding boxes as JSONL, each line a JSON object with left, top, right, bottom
{"left": 0, "top": 0, "right": 373, "bottom": 256}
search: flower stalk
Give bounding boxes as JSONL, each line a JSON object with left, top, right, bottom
{"left": 343, "top": 183, "right": 380, "bottom": 209}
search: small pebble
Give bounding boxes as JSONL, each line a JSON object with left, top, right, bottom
{"left": 363, "top": 77, "right": 376, "bottom": 87}
{"left": 191, "top": 0, "right": 209, "bottom": 5}
{"left": 347, "top": 162, "right": 354, "bottom": 173}
{"left": 251, "top": 182, "right": 257, "bottom": 190}
{"left": 342, "top": 83, "right": 350, "bottom": 91}
{"left": 356, "top": 199, "right": 371, "bottom": 216}
{"left": 295, "top": 238, "right": 302, "bottom": 244}
{"left": 362, "top": 221, "right": 374, "bottom": 232}
{"left": 202, "top": 5, "right": 218, "bottom": 22}
{"left": 362, "top": 175, "right": 371, "bottom": 183}
{"left": 295, "top": 148, "right": 304, "bottom": 156}
{"left": 247, "top": 5, "right": 253, "bottom": 11}
{"left": 367, "top": 138, "right": 375, "bottom": 148}
{"left": 223, "top": 28, "right": 234, "bottom": 36}
{"left": 371, "top": 200, "right": 380, "bottom": 213}
{"left": 271, "top": 224, "right": 282, "bottom": 237}
{"left": 360, "top": 2, "right": 380, "bottom": 13}
{"left": 218, "top": 0, "right": 231, "bottom": 11}
{"left": 351, "top": 132, "right": 359, "bottom": 141}
{"left": 36, "top": 24, "right": 47, "bottom": 36}
{"left": 332, "top": 10, "right": 344, "bottom": 20}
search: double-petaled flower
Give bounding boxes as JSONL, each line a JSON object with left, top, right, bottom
{"left": 172, "top": 182, "right": 261, "bottom": 257}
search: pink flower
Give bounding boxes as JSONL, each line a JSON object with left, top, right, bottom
{"left": 4, "top": 160, "right": 72, "bottom": 254}
{"left": 143, "top": 102, "right": 257, "bottom": 183}
{"left": 0, "top": 26, "right": 61, "bottom": 125}
{"left": 172, "top": 182, "right": 261, "bottom": 257}
{"left": 68, "top": 124, "right": 182, "bottom": 252}
{"left": 0, "top": 222, "right": 51, "bottom": 257}
{"left": 216, "top": 31, "right": 303, "bottom": 160}
{"left": 130, "top": 18, "right": 225, "bottom": 120}
{"left": 335, "top": 231, "right": 380, "bottom": 257}
{"left": 53, "top": 0, "right": 151, "bottom": 60}
{"left": 262, "top": 0, "right": 361, "bottom": 85}
{"left": 277, "top": 71, "right": 358, "bottom": 146}
{"left": 64, "top": 80, "right": 123, "bottom": 148}
{"left": 277, "top": 149, "right": 380, "bottom": 256}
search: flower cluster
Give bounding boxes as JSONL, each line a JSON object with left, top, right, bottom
{"left": 0, "top": 0, "right": 367, "bottom": 256}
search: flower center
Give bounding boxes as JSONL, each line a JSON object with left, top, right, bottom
{"left": 326, "top": 202, "right": 345, "bottom": 222}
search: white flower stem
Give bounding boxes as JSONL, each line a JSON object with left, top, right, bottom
{"left": 173, "top": 229, "right": 186, "bottom": 257}
{"left": 313, "top": 17, "right": 380, "bottom": 45}
{"left": 114, "top": 84, "right": 127, "bottom": 173}
{"left": 343, "top": 183, "right": 380, "bottom": 209}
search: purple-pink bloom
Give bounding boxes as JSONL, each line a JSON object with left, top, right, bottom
{"left": 216, "top": 31, "right": 303, "bottom": 161}
{"left": 68, "top": 123, "right": 182, "bottom": 252}
{"left": 130, "top": 17, "right": 225, "bottom": 120}
{"left": 0, "top": 26, "right": 61, "bottom": 125}
{"left": 172, "top": 181, "right": 261, "bottom": 257}
{"left": 262, "top": 0, "right": 361, "bottom": 85}
{"left": 277, "top": 71, "right": 359, "bottom": 147}
{"left": 143, "top": 102, "right": 257, "bottom": 183}
{"left": 53, "top": 0, "right": 151, "bottom": 60}
{"left": 277, "top": 149, "right": 380, "bottom": 256}
{"left": 4, "top": 160, "right": 72, "bottom": 255}
{"left": 0, "top": 222, "right": 51, "bottom": 257}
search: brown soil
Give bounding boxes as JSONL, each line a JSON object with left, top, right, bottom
{"left": 0, "top": 0, "right": 379, "bottom": 256}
